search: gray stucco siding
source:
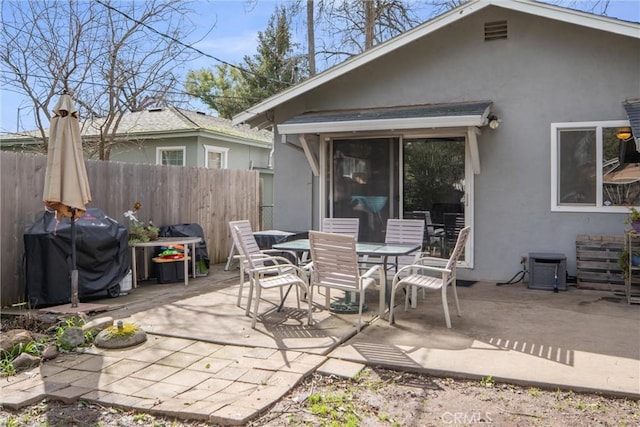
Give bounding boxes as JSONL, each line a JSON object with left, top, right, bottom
{"left": 273, "top": 7, "right": 639, "bottom": 282}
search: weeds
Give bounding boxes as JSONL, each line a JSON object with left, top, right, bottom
{"left": 1, "top": 314, "right": 94, "bottom": 376}
{"left": 307, "top": 392, "right": 360, "bottom": 426}
{"left": 528, "top": 387, "right": 542, "bottom": 397}
{"left": 480, "top": 375, "right": 495, "bottom": 387}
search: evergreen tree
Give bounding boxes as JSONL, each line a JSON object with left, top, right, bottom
{"left": 185, "top": 6, "right": 307, "bottom": 119}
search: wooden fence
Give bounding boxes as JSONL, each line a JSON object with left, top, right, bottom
{"left": 0, "top": 152, "right": 260, "bottom": 306}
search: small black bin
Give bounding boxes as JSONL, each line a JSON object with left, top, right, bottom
{"left": 152, "top": 257, "right": 186, "bottom": 284}
{"left": 528, "top": 252, "right": 567, "bottom": 291}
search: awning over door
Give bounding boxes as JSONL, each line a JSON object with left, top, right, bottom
{"left": 623, "top": 99, "right": 640, "bottom": 150}
{"left": 276, "top": 100, "right": 493, "bottom": 135}
{"left": 277, "top": 100, "right": 494, "bottom": 176}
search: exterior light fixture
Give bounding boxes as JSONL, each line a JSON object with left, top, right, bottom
{"left": 616, "top": 127, "right": 633, "bottom": 141}
{"left": 488, "top": 114, "right": 501, "bottom": 129}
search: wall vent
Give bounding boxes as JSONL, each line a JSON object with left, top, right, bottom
{"left": 484, "top": 20, "right": 508, "bottom": 41}
{"left": 148, "top": 107, "right": 163, "bottom": 112}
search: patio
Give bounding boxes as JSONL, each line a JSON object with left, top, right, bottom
{"left": 2, "top": 262, "right": 638, "bottom": 424}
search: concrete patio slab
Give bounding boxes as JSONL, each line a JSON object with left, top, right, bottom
{"left": 2, "top": 264, "right": 638, "bottom": 426}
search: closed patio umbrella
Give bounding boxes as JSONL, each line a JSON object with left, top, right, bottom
{"left": 43, "top": 92, "right": 92, "bottom": 307}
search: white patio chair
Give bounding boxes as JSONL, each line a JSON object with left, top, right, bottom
{"left": 321, "top": 217, "right": 360, "bottom": 239}
{"left": 228, "top": 220, "right": 299, "bottom": 308}
{"left": 382, "top": 218, "right": 425, "bottom": 272}
{"left": 389, "top": 226, "right": 470, "bottom": 328}
{"left": 308, "top": 230, "right": 385, "bottom": 332}
{"left": 231, "top": 225, "right": 312, "bottom": 329}
{"left": 300, "top": 217, "right": 360, "bottom": 269}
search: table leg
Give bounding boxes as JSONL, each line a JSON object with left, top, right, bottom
{"left": 143, "top": 247, "right": 149, "bottom": 280}
{"left": 184, "top": 250, "right": 189, "bottom": 286}
{"left": 190, "top": 242, "right": 197, "bottom": 278}
{"left": 131, "top": 247, "right": 138, "bottom": 288}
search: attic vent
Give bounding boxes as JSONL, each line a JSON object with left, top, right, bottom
{"left": 484, "top": 20, "right": 508, "bottom": 41}
{"left": 196, "top": 111, "right": 206, "bottom": 115}
{"left": 148, "top": 108, "right": 163, "bottom": 112}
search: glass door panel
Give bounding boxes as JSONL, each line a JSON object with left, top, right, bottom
{"left": 403, "top": 137, "right": 465, "bottom": 259}
{"left": 329, "top": 138, "right": 398, "bottom": 242}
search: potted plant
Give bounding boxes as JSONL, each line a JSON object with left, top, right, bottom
{"left": 124, "top": 202, "right": 160, "bottom": 245}
{"left": 618, "top": 248, "right": 640, "bottom": 278}
{"left": 626, "top": 207, "right": 640, "bottom": 233}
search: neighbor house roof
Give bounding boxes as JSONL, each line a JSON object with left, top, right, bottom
{"left": 233, "top": 0, "right": 640, "bottom": 129}
{"left": 1, "top": 107, "right": 273, "bottom": 147}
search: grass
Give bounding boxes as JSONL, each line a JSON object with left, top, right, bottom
{"left": 307, "top": 392, "right": 360, "bottom": 427}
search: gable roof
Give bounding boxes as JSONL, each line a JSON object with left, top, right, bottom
{"left": 1, "top": 107, "right": 272, "bottom": 147}
{"left": 233, "top": 0, "right": 640, "bottom": 129}
{"left": 85, "top": 107, "right": 273, "bottom": 145}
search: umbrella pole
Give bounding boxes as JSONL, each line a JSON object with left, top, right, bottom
{"left": 70, "top": 208, "right": 79, "bottom": 307}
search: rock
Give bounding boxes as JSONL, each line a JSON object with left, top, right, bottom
{"left": 95, "top": 327, "right": 147, "bottom": 349}
{"left": 41, "top": 345, "right": 59, "bottom": 360}
{"left": 82, "top": 316, "right": 113, "bottom": 334}
{"left": 58, "top": 327, "right": 85, "bottom": 350}
{"left": 0, "top": 329, "right": 33, "bottom": 353}
{"left": 12, "top": 352, "right": 40, "bottom": 370}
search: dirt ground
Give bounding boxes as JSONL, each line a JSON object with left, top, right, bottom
{"left": 1, "top": 367, "right": 638, "bottom": 426}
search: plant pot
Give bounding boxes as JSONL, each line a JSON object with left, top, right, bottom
{"left": 632, "top": 221, "right": 640, "bottom": 233}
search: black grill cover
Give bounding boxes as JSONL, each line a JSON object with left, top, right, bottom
{"left": 24, "top": 208, "right": 130, "bottom": 307}
{"left": 159, "top": 223, "right": 210, "bottom": 270}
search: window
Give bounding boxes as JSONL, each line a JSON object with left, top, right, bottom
{"left": 156, "top": 146, "right": 185, "bottom": 166}
{"left": 551, "top": 120, "right": 639, "bottom": 211}
{"left": 204, "top": 145, "right": 228, "bottom": 169}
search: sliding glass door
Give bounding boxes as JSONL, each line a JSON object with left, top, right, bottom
{"left": 325, "top": 136, "right": 467, "bottom": 255}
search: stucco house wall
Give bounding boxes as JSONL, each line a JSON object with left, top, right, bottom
{"left": 263, "top": 3, "right": 639, "bottom": 282}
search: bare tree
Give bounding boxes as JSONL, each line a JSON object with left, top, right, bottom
{"left": 1, "top": 0, "right": 202, "bottom": 160}
{"left": 307, "top": 0, "right": 316, "bottom": 75}
{"left": 313, "top": 0, "right": 424, "bottom": 67}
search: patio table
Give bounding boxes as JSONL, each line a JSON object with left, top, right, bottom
{"left": 272, "top": 239, "right": 421, "bottom": 310}
{"left": 130, "top": 236, "right": 202, "bottom": 288}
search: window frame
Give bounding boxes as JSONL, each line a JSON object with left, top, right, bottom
{"left": 204, "top": 144, "right": 229, "bottom": 169}
{"left": 550, "top": 119, "right": 632, "bottom": 213}
{"left": 156, "top": 146, "right": 186, "bottom": 166}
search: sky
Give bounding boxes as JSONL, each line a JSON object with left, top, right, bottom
{"left": 1, "top": 0, "right": 639, "bottom": 134}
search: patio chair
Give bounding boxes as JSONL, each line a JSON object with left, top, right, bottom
{"left": 321, "top": 217, "right": 360, "bottom": 239}
{"left": 228, "top": 220, "right": 299, "bottom": 308}
{"left": 389, "top": 226, "right": 471, "bottom": 328}
{"left": 301, "top": 217, "right": 361, "bottom": 269}
{"left": 362, "top": 218, "right": 424, "bottom": 274}
{"left": 443, "top": 213, "right": 465, "bottom": 257}
{"left": 308, "top": 230, "right": 385, "bottom": 332}
{"left": 232, "top": 225, "right": 312, "bottom": 329}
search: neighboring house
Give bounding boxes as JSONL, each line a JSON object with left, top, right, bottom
{"left": 1, "top": 107, "right": 276, "bottom": 227}
{"left": 233, "top": 0, "right": 640, "bottom": 282}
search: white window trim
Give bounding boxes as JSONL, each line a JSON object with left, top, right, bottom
{"left": 204, "top": 144, "right": 229, "bottom": 169}
{"left": 550, "top": 120, "right": 631, "bottom": 213}
{"left": 156, "top": 146, "right": 186, "bottom": 166}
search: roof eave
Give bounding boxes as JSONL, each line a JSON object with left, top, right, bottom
{"left": 232, "top": 0, "right": 639, "bottom": 128}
